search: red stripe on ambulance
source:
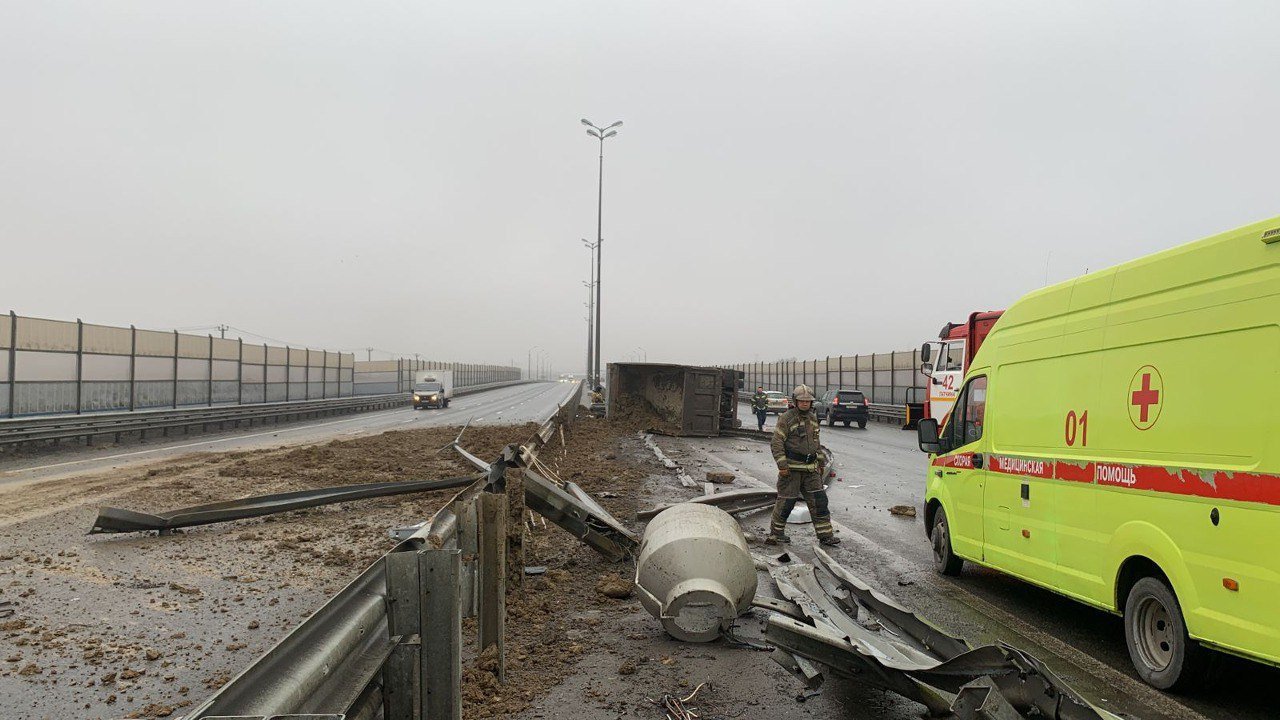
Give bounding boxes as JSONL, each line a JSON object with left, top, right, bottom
{"left": 940, "top": 452, "right": 1280, "bottom": 506}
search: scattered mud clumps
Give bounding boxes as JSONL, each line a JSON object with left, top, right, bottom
{"left": 0, "top": 422, "right": 536, "bottom": 719}
{"left": 596, "top": 574, "right": 634, "bottom": 599}
{"left": 458, "top": 409, "right": 655, "bottom": 719}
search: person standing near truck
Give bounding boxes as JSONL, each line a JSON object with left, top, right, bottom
{"left": 750, "top": 385, "right": 769, "bottom": 431}
{"left": 767, "top": 385, "right": 840, "bottom": 546}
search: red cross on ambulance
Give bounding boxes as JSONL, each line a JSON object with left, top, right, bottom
{"left": 1128, "top": 364, "right": 1164, "bottom": 430}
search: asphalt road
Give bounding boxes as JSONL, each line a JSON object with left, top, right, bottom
{"left": 662, "top": 404, "right": 1280, "bottom": 720}
{"left": 0, "top": 382, "right": 581, "bottom": 490}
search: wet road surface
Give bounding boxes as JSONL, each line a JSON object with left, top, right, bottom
{"left": 649, "top": 405, "right": 1280, "bottom": 720}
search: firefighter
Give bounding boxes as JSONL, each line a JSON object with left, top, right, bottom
{"left": 750, "top": 385, "right": 769, "bottom": 431}
{"left": 767, "top": 384, "right": 840, "bottom": 546}
{"left": 591, "top": 385, "right": 604, "bottom": 404}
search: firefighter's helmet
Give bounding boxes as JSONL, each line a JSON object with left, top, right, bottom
{"left": 792, "top": 384, "right": 816, "bottom": 402}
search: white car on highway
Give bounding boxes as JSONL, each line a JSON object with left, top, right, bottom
{"left": 764, "top": 390, "right": 790, "bottom": 414}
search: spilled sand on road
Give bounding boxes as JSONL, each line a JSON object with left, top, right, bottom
{"left": 0, "top": 423, "right": 533, "bottom": 719}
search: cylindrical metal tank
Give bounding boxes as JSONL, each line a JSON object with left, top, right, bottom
{"left": 634, "top": 503, "right": 758, "bottom": 642}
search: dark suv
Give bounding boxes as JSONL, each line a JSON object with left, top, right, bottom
{"left": 817, "top": 388, "right": 869, "bottom": 428}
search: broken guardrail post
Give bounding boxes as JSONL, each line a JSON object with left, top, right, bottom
{"left": 420, "top": 548, "right": 462, "bottom": 720}
{"left": 454, "top": 498, "right": 479, "bottom": 618}
{"left": 478, "top": 492, "right": 507, "bottom": 683}
{"left": 384, "top": 550, "right": 421, "bottom": 720}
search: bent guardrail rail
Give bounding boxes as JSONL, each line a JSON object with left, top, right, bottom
{"left": 89, "top": 475, "right": 479, "bottom": 534}
{"left": 185, "top": 380, "right": 583, "bottom": 720}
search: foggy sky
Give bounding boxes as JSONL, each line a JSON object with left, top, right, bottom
{"left": 2, "top": 1, "right": 1277, "bottom": 374}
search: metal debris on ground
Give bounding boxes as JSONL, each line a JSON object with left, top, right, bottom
{"left": 721, "top": 622, "right": 774, "bottom": 652}
{"left": 650, "top": 681, "right": 710, "bottom": 720}
{"left": 642, "top": 432, "right": 699, "bottom": 487}
{"left": 763, "top": 548, "right": 1123, "bottom": 720}
{"left": 89, "top": 475, "right": 479, "bottom": 534}
{"left": 638, "top": 488, "right": 777, "bottom": 520}
{"left": 522, "top": 467, "right": 638, "bottom": 561}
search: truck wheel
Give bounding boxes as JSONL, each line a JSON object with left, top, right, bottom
{"left": 930, "top": 507, "right": 963, "bottom": 576}
{"left": 827, "top": 413, "right": 835, "bottom": 426}
{"left": 443, "top": 399, "right": 450, "bottom": 408}
{"left": 1124, "top": 576, "right": 1206, "bottom": 690}
{"left": 842, "top": 420, "right": 851, "bottom": 427}
{"left": 858, "top": 420, "right": 867, "bottom": 429}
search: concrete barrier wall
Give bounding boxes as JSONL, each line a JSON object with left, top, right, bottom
{"left": 725, "top": 350, "right": 928, "bottom": 406}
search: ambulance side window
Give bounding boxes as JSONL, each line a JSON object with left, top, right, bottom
{"left": 943, "top": 376, "right": 988, "bottom": 449}
{"left": 962, "top": 376, "right": 987, "bottom": 446}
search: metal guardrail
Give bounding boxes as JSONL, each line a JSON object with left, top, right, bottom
{"left": 0, "top": 379, "right": 535, "bottom": 449}
{"left": 0, "top": 393, "right": 407, "bottom": 448}
{"left": 867, "top": 402, "right": 905, "bottom": 421}
{"left": 187, "top": 380, "right": 585, "bottom": 720}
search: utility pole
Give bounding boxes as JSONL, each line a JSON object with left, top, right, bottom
{"left": 581, "top": 118, "right": 622, "bottom": 387}
{"left": 216, "top": 324, "right": 229, "bottom": 339}
{"left": 366, "top": 347, "right": 373, "bottom": 361}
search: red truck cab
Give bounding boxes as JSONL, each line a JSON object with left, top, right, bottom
{"left": 921, "top": 310, "right": 1003, "bottom": 422}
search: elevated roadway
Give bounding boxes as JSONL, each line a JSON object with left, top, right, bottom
{"left": 0, "top": 381, "right": 580, "bottom": 489}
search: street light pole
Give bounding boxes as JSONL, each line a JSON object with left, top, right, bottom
{"left": 527, "top": 345, "right": 541, "bottom": 381}
{"left": 581, "top": 118, "right": 621, "bottom": 388}
{"left": 582, "top": 238, "right": 597, "bottom": 384}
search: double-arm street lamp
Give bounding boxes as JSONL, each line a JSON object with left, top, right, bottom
{"left": 581, "top": 118, "right": 622, "bottom": 388}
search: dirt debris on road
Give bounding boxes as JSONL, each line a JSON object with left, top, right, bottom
{"left": 4, "top": 406, "right": 897, "bottom": 720}
{"left": 459, "top": 409, "right": 653, "bottom": 718}
{"left": 461, "top": 411, "right": 877, "bottom": 720}
{"left": 0, "top": 423, "right": 532, "bottom": 720}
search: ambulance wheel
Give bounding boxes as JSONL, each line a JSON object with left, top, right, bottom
{"left": 930, "top": 507, "right": 963, "bottom": 576}
{"left": 1124, "top": 577, "right": 1206, "bottom": 691}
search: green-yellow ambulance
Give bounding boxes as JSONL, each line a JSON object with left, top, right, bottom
{"left": 917, "top": 215, "right": 1280, "bottom": 690}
